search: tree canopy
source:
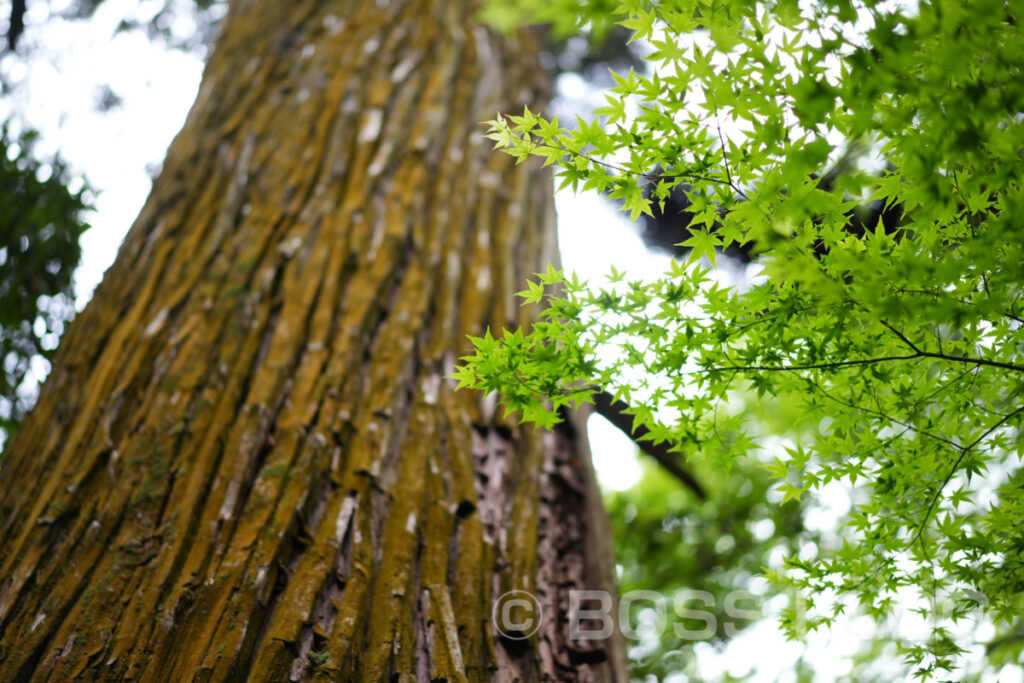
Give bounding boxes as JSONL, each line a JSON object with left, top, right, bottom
{"left": 457, "top": 0, "right": 1024, "bottom": 677}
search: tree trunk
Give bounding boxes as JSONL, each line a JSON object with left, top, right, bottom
{"left": 0, "top": 0, "right": 625, "bottom": 680}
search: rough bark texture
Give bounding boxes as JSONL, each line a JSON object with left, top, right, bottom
{"left": 0, "top": 0, "right": 625, "bottom": 680}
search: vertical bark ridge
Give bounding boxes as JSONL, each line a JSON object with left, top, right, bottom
{"left": 0, "top": 0, "right": 625, "bottom": 680}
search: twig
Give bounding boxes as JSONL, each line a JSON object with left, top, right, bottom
{"left": 907, "top": 404, "right": 1024, "bottom": 553}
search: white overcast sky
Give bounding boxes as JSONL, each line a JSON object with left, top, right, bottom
{"left": 3, "top": 2, "right": 1021, "bottom": 681}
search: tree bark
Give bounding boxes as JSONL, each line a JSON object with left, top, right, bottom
{"left": 0, "top": 0, "right": 625, "bottom": 680}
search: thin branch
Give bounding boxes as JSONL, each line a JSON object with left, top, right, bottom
{"left": 718, "top": 303, "right": 822, "bottom": 342}
{"left": 907, "top": 404, "right": 1024, "bottom": 552}
{"left": 711, "top": 98, "right": 736, "bottom": 193}
{"left": 710, "top": 353, "right": 925, "bottom": 373}
{"left": 916, "top": 351, "right": 1024, "bottom": 373}
{"left": 708, "top": 348, "right": 1024, "bottom": 375}
{"left": 878, "top": 319, "right": 924, "bottom": 353}
{"left": 910, "top": 366, "right": 977, "bottom": 409}
{"left": 813, "top": 384, "right": 961, "bottom": 450}
{"left": 879, "top": 319, "right": 1020, "bottom": 378}
{"left": 892, "top": 286, "right": 1024, "bottom": 325}
{"left": 536, "top": 140, "right": 750, "bottom": 203}
{"left": 952, "top": 168, "right": 992, "bottom": 298}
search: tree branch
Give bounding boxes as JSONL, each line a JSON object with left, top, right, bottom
{"left": 908, "top": 404, "right": 1024, "bottom": 552}
{"left": 711, "top": 353, "right": 924, "bottom": 373}
{"left": 710, "top": 349, "right": 1024, "bottom": 375}
{"left": 592, "top": 390, "right": 707, "bottom": 499}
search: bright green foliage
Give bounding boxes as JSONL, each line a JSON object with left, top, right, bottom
{"left": 0, "top": 126, "right": 91, "bottom": 439}
{"left": 456, "top": 0, "right": 1024, "bottom": 676}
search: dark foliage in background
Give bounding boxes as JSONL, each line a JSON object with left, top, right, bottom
{"left": 0, "top": 126, "right": 90, "bottom": 438}
{"left": 604, "top": 398, "right": 817, "bottom": 679}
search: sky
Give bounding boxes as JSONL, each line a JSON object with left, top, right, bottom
{"left": 3, "top": 2, "right": 1021, "bottom": 681}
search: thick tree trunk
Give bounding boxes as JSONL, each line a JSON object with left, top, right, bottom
{"left": 0, "top": 0, "right": 625, "bottom": 680}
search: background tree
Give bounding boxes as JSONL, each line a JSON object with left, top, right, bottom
{"left": 0, "top": 124, "right": 90, "bottom": 444}
{"left": 0, "top": 0, "right": 628, "bottom": 679}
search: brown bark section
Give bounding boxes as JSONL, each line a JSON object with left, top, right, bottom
{"left": 0, "top": 0, "right": 625, "bottom": 680}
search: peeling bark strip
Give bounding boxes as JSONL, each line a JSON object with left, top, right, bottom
{"left": 0, "top": 0, "right": 626, "bottom": 680}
